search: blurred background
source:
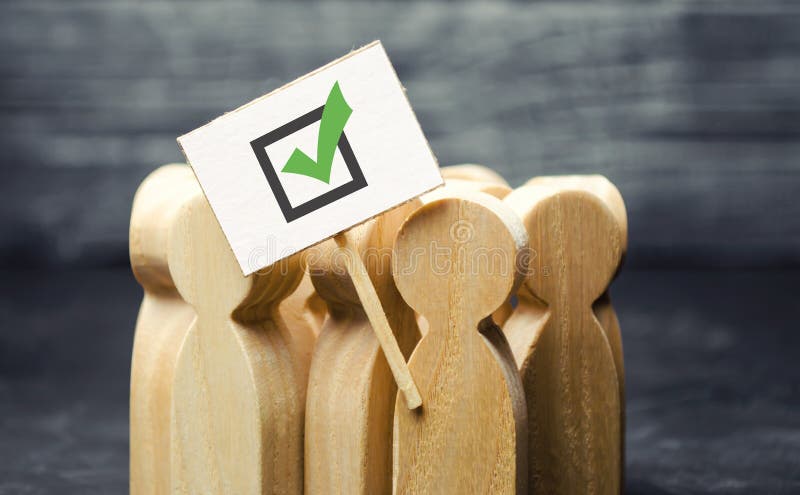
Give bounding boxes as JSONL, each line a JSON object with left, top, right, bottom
{"left": 1, "top": 1, "right": 798, "bottom": 493}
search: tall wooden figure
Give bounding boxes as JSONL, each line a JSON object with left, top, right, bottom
{"left": 130, "top": 164, "right": 198, "bottom": 495}
{"left": 305, "top": 202, "right": 422, "bottom": 495}
{"left": 168, "top": 190, "right": 315, "bottom": 494}
{"left": 392, "top": 192, "right": 528, "bottom": 494}
{"left": 525, "top": 174, "right": 628, "bottom": 487}
{"left": 503, "top": 181, "right": 624, "bottom": 494}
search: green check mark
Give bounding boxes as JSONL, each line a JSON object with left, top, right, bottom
{"left": 281, "top": 81, "right": 352, "bottom": 184}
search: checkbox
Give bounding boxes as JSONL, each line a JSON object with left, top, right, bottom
{"left": 250, "top": 105, "right": 368, "bottom": 223}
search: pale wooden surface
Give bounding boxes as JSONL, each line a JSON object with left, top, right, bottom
{"left": 392, "top": 192, "right": 528, "bottom": 494}
{"left": 305, "top": 203, "right": 421, "bottom": 495}
{"left": 167, "top": 187, "right": 315, "bottom": 494}
{"left": 503, "top": 181, "right": 623, "bottom": 494}
{"left": 129, "top": 164, "right": 199, "bottom": 495}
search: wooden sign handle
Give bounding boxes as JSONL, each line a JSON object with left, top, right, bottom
{"left": 334, "top": 231, "right": 422, "bottom": 409}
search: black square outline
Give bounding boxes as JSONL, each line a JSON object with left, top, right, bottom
{"left": 250, "top": 105, "right": 368, "bottom": 223}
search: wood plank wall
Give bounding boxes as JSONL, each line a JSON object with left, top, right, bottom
{"left": 1, "top": 1, "right": 798, "bottom": 268}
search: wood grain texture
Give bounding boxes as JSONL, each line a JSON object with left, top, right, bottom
{"left": 167, "top": 188, "right": 315, "bottom": 495}
{"left": 392, "top": 192, "right": 528, "bottom": 494}
{"left": 305, "top": 202, "right": 421, "bottom": 495}
{"left": 503, "top": 180, "right": 623, "bottom": 494}
{"left": 129, "top": 164, "right": 199, "bottom": 495}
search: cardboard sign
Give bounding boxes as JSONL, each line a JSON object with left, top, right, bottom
{"left": 178, "top": 41, "right": 442, "bottom": 275}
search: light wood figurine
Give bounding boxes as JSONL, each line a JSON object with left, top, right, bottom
{"left": 130, "top": 164, "right": 322, "bottom": 494}
{"left": 305, "top": 201, "right": 422, "bottom": 495}
{"left": 525, "top": 174, "right": 628, "bottom": 488}
{"left": 168, "top": 188, "right": 315, "bottom": 494}
{"left": 503, "top": 179, "right": 624, "bottom": 494}
{"left": 129, "top": 164, "right": 199, "bottom": 495}
{"left": 392, "top": 192, "right": 528, "bottom": 494}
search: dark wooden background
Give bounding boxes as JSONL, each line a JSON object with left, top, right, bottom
{"left": 1, "top": 1, "right": 799, "bottom": 268}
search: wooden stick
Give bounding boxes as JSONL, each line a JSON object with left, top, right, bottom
{"left": 334, "top": 231, "right": 422, "bottom": 409}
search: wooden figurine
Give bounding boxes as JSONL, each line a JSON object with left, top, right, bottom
{"left": 168, "top": 188, "right": 316, "bottom": 494}
{"left": 503, "top": 179, "right": 624, "bottom": 494}
{"left": 392, "top": 192, "right": 528, "bottom": 494}
{"left": 130, "top": 164, "right": 321, "bottom": 495}
{"left": 304, "top": 201, "right": 422, "bottom": 495}
{"left": 525, "top": 174, "right": 628, "bottom": 487}
{"left": 129, "top": 164, "right": 200, "bottom": 495}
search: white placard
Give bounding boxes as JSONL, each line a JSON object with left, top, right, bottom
{"left": 178, "top": 41, "right": 442, "bottom": 275}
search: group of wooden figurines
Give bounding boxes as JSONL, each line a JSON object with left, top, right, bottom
{"left": 130, "top": 163, "right": 627, "bottom": 494}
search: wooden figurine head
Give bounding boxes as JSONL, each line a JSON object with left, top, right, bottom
{"left": 507, "top": 184, "right": 623, "bottom": 308}
{"left": 393, "top": 192, "right": 526, "bottom": 324}
{"left": 526, "top": 174, "right": 627, "bottom": 270}
{"left": 440, "top": 163, "right": 510, "bottom": 187}
{"left": 306, "top": 221, "right": 372, "bottom": 315}
{"left": 167, "top": 192, "right": 305, "bottom": 323}
{"left": 422, "top": 178, "right": 511, "bottom": 204}
{"left": 418, "top": 171, "right": 513, "bottom": 329}
{"left": 308, "top": 200, "right": 422, "bottom": 315}
{"left": 130, "top": 163, "right": 200, "bottom": 294}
